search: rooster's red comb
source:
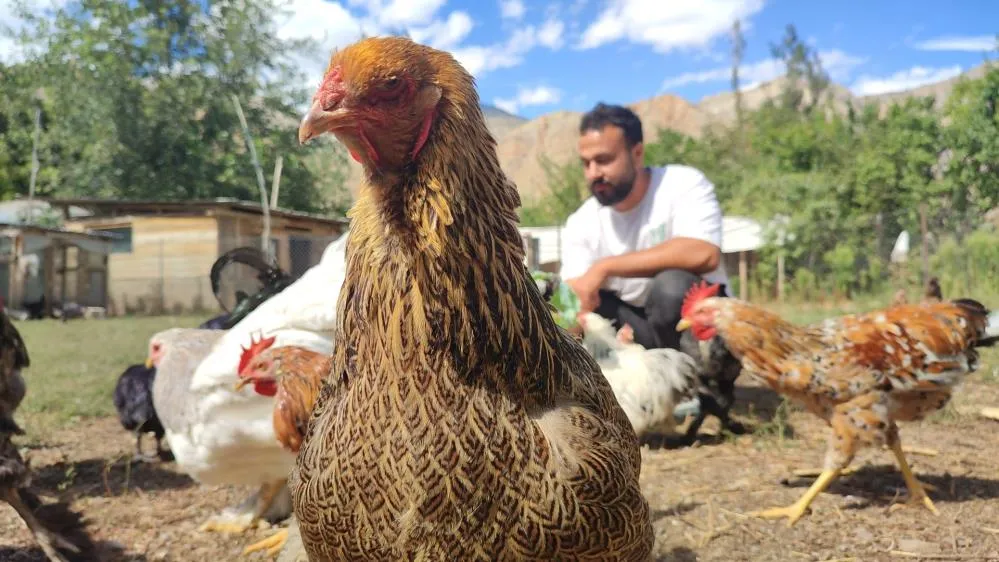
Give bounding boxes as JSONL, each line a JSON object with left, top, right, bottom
{"left": 237, "top": 332, "right": 277, "bottom": 375}
{"left": 681, "top": 281, "right": 721, "bottom": 317}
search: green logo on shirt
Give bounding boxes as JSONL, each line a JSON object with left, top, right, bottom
{"left": 650, "top": 224, "right": 666, "bottom": 245}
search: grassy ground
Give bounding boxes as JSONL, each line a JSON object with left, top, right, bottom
{"left": 1, "top": 306, "right": 998, "bottom": 561}
{"left": 12, "top": 315, "right": 206, "bottom": 440}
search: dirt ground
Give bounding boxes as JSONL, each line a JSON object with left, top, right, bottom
{"left": 2, "top": 376, "right": 999, "bottom": 562}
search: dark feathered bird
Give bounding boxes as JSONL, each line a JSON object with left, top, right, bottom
{"left": 0, "top": 299, "right": 98, "bottom": 561}
{"left": 112, "top": 363, "right": 169, "bottom": 462}
{"left": 210, "top": 247, "right": 293, "bottom": 329}
{"left": 2, "top": 436, "right": 99, "bottom": 561}
{"left": 0, "top": 297, "right": 29, "bottom": 436}
{"left": 677, "top": 329, "right": 747, "bottom": 443}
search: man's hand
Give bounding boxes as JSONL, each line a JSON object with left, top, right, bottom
{"left": 566, "top": 261, "right": 608, "bottom": 316}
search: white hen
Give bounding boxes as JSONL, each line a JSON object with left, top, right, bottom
{"left": 151, "top": 229, "right": 348, "bottom": 535}
{"left": 579, "top": 312, "right": 701, "bottom": 439}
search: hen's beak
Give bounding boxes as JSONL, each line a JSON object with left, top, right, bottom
{"left": 298, "top": 100, "right": 351, "bottom": 144}
{"left": 234, "top": 377, "right": 251, "bottom": 392}
{"left": 676, "top": 318, "right": 691, "bottom": 332}
{"left": 145, "top": 357, "right": 154, "bottom": 369}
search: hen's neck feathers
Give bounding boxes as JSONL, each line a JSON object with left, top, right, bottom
{"left": 335, "top": 92, "right": 566, "bottom": 403}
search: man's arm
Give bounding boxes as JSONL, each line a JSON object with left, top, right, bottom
{"left": 596, "top": 167, "right": 723, "bottom": 279}
{"left": 594, "top": 237, "right": 720, "bottom": 279}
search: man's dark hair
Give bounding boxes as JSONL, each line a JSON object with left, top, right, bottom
{"left": 579, "top": 102, "right": 644, "bottom": 147}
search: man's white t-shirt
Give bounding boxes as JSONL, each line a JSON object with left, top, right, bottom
{"left": 559, "top": 164, "right": 729, "bottom": 307}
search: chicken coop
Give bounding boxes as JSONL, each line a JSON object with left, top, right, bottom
{"left": 0, "top": 222, "right": 114, "bottom": 318}
{"left": 47, "top": 198, "right": 348, "bottom": 316}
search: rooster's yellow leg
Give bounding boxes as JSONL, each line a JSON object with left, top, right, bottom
{"left": 199, "top": 479, "right": 285, "bottom": 534}
{"left": 887, "top": 441, "right": 939, "bottom": 515}
{"left": 791, "top": 466, "right": 858, "bottom": 478}
{"left": 750, "top": 468, "right": 841, "bottom": 526}
{"left": 243, "top": 528, "right": 289, "bottom": 557}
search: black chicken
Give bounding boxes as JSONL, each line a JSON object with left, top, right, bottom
{"left": 111, "top": 364, "right": 169, "bottom": 463}
{"left": 677, "top": 330, "right": 748, "bottom": 443}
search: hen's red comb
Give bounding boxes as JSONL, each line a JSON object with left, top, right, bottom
{"left": 237, "top": 332, "right": 277, "bottom": 375}
{"left": 681, "top": 281, "right": 721, "bottom": 317}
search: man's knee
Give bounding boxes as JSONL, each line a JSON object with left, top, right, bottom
{"left": 646, "top": 269, "right": 701, "bottom": 319}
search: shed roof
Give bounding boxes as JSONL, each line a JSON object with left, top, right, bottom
{"left": 45, "top": 197, "right": 348, "bottom": 226}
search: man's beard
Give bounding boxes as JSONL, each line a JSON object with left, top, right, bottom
{"left": 590, "top": 168, "right": 635, "bottom": 207}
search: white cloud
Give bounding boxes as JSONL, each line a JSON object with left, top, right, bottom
{"left": 408, "top": 11, "right": 473, "bottom": 50}
{"left": 499, "top": 0, "right": 525, "bottom": 20}
{"left": 913, "top": 35, "right": 997, "bottom": 52}
{"left": 537, "top": 18, "right": 565, "bottom": 49}
{"left": 578, "top": 0, "right": 765, "bottom": 53}
{"left": 450, "top": 23, "right": 566, "bottom": 77}
{"left": 851, "top": 65, "right": 964, "bottom": 96}
{"left": 346, "top": 0, "right": 446, "bottom": 28}
{"left": 493, "top": 85, "right": 562, "bottom": 115}
{"left": 451, "top": 27, "right": 535, "bottom": 76}
{"left": 274, "top": 0, "right": 366, "bottom": 95}
{"left": 0, "top": 0, "right": 74, "bottom": 63}
{"left": 660, "top": 49, "right": 867, "bottom": 92}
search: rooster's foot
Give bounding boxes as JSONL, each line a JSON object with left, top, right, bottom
{"left": 198, "top": 513, "right": 262, "bottom": 535}
{"left": 791, "top": 466, "right": 858, "bottom": 478}
{"left": 887, "top": 491, "right": 939, "bottom": 516}
{"left": 749, "top": 503, "right": 814, "bottom": 527}
{"left": 243, "top": 528, "right": 289, "bottom": 557}
{"left": 751, "top": 467, "right": 841, "bottom": 527}
{"left": 888, "top": 440, "right": 940, "bottom": 516}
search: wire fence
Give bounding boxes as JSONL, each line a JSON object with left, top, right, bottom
{"left": 105, "top": 232, "right": 344, "bottom": 316}
{"left": 519, "top": 205, "right": 999, "bottom": 304}
{"left": 90, "top": 203, "right": 999, "bottom": 316}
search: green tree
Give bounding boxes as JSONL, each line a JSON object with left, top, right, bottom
{"left": 941, "top": 63, "right": 999, "bottom": 238}
{"left": 2, "top": 0, "right": 345, "bottom": 213}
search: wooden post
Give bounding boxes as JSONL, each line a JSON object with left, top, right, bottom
{"left": 27, "top": 107, "right": 41, "bottom": 225}
{"left": 776, "top": 252, "right": 785, "bottom": 302}
{"left": 739, "top": 250, "right": 748, "bottom": 300}
{"left": 874, "top": 212, "right": 884, "bottom": 265}
{"left": 919, "top": 203, "right": 929, "bottom": 286}
{"left": 270, "top": 155, "right": 283, "bottom": 209}
{"left": 522, "top": 234, "right": 539, "bottom": 271}
{"left": 231, "top": 94, "right": 272, "bottom": 261}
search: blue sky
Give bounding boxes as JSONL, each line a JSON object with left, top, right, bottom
{"left": 279, "top": 0, "right": 999, "bottom": 118}
{"left": 3, "top": 0, "right": 997, "bottom": 119}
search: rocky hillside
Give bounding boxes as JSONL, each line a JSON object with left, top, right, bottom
{"left": 335, "top": 63, "right": 993, "bottom": 203}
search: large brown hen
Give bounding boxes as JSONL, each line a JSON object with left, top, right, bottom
{"left": 293, "top": 36, "right": 653, "bottom": 561}
{"left": 678, "top": 282, "right": 998, "bottom": 526}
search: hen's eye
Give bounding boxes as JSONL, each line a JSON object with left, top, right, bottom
{"left": 382, "top": 76, "right": 400, "bottom": 90}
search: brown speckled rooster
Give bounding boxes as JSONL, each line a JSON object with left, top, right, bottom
{"left": 233, "top": 334, "right": 330, "bottom": 557}
{"left": 292, "top": 36, "right": 653, "bottom": 561}
{"left": 678, "top": 282, "right": 999, "bottom": 526}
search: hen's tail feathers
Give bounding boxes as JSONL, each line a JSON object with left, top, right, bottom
{"left": 6, "top": 486, "right": 99, "bottom": 561}
{"left": 579, "top": 313, "right": 626, "bottom": 360}
{"left": 645, "top": 348, "right": 702, "bottom": 403}
{"left": 952, "top": 298, "right": 999, "bottom": 347}
{"left": 209, "top": 246, "right": 294, "bottom": 328}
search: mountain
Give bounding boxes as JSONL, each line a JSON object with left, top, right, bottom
{"left": 334, "top": 63, "right": 994, "bottom": 205}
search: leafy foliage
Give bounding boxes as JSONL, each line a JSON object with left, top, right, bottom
{"left": 0, "top": 0, "right": 350, "bottom": 214}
